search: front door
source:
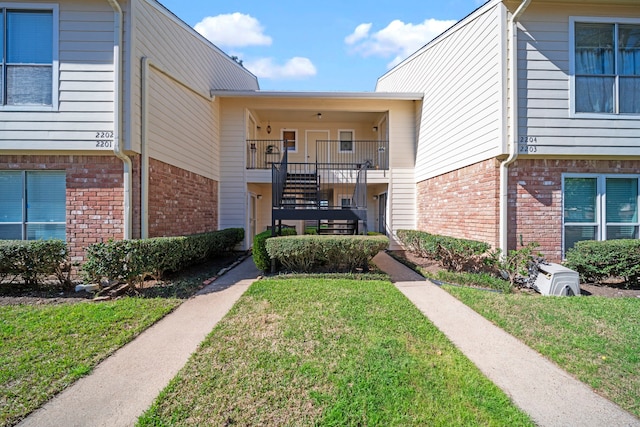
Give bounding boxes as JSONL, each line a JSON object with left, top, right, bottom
{"left": 378, "top": 193, "right": 387, "bottom": 235}
{"left": 249, "top": 193, "right": 257, "bottom": 247}
{"left": 306, "top": 130, "right": 329, "bottom": 165}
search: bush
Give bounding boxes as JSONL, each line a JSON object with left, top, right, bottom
{"left": 266, "top": 235, "right": 389, "bottom": 273}
{"left": 397, "top": 229, "right": 491, "bottom": 272}
{"left": 565, "top": 239, "right": 640, "bottom": 285}
{"left": 0, "top": 240, "right": 70, "bottom": 287}
{"left": 82, "top": 228, "right": 244, "bottom": 286}
{"left": 252, "top": 228, "right": 297, "bottom": 272}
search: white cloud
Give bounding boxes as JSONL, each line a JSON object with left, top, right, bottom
{"left": 346, "top": 18, "right": 457, "bottom": 68}
{"left": 194, "top": 13, "right": 272, "bottom": 47}
{"left": 244, "top": 57, "right": 317, "bottom": 80}
{"left": 344, "top": 23, "right": 372, "bottom": 45}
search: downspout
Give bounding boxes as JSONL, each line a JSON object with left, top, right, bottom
{"left": 107, "top": 0, "right": 132, "bottom": 239}
{"left": 499, "top": 0, "right": 532, "bottom": 255}
{"left": 141, "top": 57, "right": 150, "bottom": 238}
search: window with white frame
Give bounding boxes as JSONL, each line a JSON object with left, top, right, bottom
{"left": 563, "top": 175, "right": 639, "bottom": 255}
{"left": 0, "top": 171, "right": 66, "bottom": 240}
{"left": 573, "top": 19, "right": 640, "bottom": 114}
{"left": 1, "top": 6, "right": 57, "bottom": 107}
{"left": 338, "top": 130, "right": 354, "bottom": 152}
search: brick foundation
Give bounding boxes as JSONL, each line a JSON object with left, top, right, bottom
{"left": 417, "top": 158, "right": 501, "bottom": 248}
{"left": 0, "top": 155, "right": 125, "bottom": 263}
{"left": 509, "top": 158, "right": 640, "bottom": 262}
{"left": 147, "top": 158, "right": 218, "bottom": 237}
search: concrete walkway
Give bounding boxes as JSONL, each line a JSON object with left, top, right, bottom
{"left": 19, "top": 257, "right": 260, "bottom": 427}
{"left": 373, "top": 251, "right": 640, "bottom": 427}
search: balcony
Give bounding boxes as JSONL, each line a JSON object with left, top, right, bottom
{"left": 246, "top": 139, "right": 389, "bottom": 170}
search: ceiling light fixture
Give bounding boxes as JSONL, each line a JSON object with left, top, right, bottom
{"left": 317, "top": 112, "right": 322, "bottom": 120}
{"left": 266, "top": 121, "right": 271, "bottom": 134}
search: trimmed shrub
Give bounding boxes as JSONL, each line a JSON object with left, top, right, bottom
{"left": 0, "top": 240, "right": 70, "bottom": 287}
{"left": 82, "top": 228, "right": 244, "bottom": 286}
{"left": 266, "top": 235, "right": 389, "bottom": 273}
{"left": 565, "top": 239, "right": 640, "bottom": 285}
{"left": 397, "top": 229, "right": 491, "bottom": 272}
{"left": 252, "top": 228, "right": 297, "bottom": 272}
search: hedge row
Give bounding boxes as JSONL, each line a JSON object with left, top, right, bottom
{"left": 266, "top": 235, "right": 389, "bottom": 273}
{"left": 396, "top": 229, "right": 491, "bottom": 272}
{"left": 0, "top": 240, "right": 70, "bottom": 287}
{"left": 252, "top": 228, "right": 297, "bottom": 272}
{"left": 83, "top": 228, "right": 244, "bottom": 286}
{"left": 565, "top": 239, "right": 640, "bottom": 284}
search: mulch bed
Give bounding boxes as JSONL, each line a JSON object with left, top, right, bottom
{"left": 0, "top": 252, "right": 246, "bottom": 307}
{"left": 391, "top": 250, "right": 640, "bottom": 298}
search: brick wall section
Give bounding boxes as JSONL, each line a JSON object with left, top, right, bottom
{"left": 147, "top": 157, "right": 218, "bottom": 237}
{"left": 509, "top": 158, "right": 640, "bottom": 262}
{"left": 0, "top": 155, "right": 124, "bottom": 262}
{"left": 416, "top": 158, "right": 501, "bottom": 248}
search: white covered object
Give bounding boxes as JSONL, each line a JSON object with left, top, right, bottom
{"left": 533, "top": 263, "right": 580, "bottom": 296}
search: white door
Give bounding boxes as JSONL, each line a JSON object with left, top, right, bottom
{"left": 306, "top": 130, "right": 329, "bottom": 165}
{"left": 249, "top": 193, "right": 257, "bottom": 247}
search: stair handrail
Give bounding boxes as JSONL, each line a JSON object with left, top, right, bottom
{"left": 351, "top": 161, "right": 369, "bottom": 209}
{"left": 272, "top": 141, "right": 289, "bottom": 208}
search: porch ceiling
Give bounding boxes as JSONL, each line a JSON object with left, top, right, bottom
{"left": 252, "top": 109, "right": 384, "bottom": 124}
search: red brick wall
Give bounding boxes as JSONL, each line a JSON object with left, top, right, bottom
{"left": 509, "top": 159, "right": 640, "bottom": 262}
{"left": 0, "top": 155, "right": 125, "bottom": 262}
{"left": 147, "top": 158, "right": 218, "bottom": 237}
{"left": 416, "top": 158, "right": 501, "bottom": 248}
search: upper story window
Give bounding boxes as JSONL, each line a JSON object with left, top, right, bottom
{"left": 573, "top": 19, "right": 640, "bottom": 115}
{"left": 1, "top": 6, "right": 58, "bottom": 108}
{"left": 338, "top": 130, "right": 354, "bottom": 152}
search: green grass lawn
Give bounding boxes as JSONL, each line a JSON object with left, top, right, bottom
{"left": 445, "top": 286, "right": 640, "bottom": 418}
{"left": 0, "top": 298, "right": 180, "bottom": 427}
{"left": 138, "top": 277, "right": 533, "bottom": 426}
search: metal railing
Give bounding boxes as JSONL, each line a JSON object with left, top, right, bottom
{"left": 247, "top": 139, "right": 389, "bottom": 170}
{"left": 316, "top": 140, "right": 388, "bottom": 170}
{"left": 272, "top": 162, "right": 368, "bottom": 210}
{"left": 247, "top": 139, "right": 287, "bottom": 169}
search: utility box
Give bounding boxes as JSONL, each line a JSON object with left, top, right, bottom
{"left": 533, "top": 263, "right": 580, "bottom": 296}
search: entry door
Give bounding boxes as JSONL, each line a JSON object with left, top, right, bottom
{"left": 306, "top": 130, "right": 329, "bottom": 164}
{"left": 249, "top": 194, "right": 257, "bottom": 247}
{"left": 378, "top": 193, "right": 387, "bottom": 235}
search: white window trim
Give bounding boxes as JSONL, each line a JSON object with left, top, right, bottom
{"left": 0, "top": 3, "right": 59, "bottom": 112}
{"left": 562, "top": 173, "right": 640, "bottom": 256}
{"left": 337, "top": 129, "right": 355, "bottom": 153}
{"left": 281, "top": 128, "right": 298, "bottom": 153}
{"left": 569, "top": 16, "right": 640, "bottom": 120}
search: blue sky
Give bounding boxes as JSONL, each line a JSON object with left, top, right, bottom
{"left": 157, "top": 0, "right": 486, "bottom": 91}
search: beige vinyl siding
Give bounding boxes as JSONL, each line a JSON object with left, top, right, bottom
{"left": 131, "top": 0, "right": 258, "bottom": 157}
{"left": 377, "top": 3, "right": 506, "bottom": 182}
{"left": 388, "top": 168, "right": 416, "bottom": 249}
{"left": 145, "top": 68, "right": 218, "bottom": 180}
{"left": 517, "top": 3, "right": 640, "bottom": 156}
{"left": 218, "top": 100, "right": 248, "bottom": 231}
{"left": 0, "top": 0, "right": 116, "bottom": 151}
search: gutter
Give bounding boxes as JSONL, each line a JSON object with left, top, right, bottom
{"left": 107, "top": 0, "right": 132, "bottom": 240}
{"left": 499, "top": 0, "right": 532, "bottom": 256}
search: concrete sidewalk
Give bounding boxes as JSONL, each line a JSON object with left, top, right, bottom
{"left": 373, "top": 251, "right": 640, "bottom": 427}
{"left": 19, "top": 257, "right": 261, "bottom": 427}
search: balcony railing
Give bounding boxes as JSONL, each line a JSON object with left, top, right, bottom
{"left": 316, "top": 140, "right": 388, "bottom": 170}
{"left": 247, "top": 139, "right": 389, "bottom": 170}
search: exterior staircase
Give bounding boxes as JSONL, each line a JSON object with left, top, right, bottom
{"left": 282, "top": 173, "right": 319, "bottom": 208}
{"left": 317, "top": 219, "right": 358, "bottom": 235}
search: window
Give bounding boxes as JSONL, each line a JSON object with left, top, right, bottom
{"left": 563, "top": 175, "right": 639, "bottom": 255}
{"left": 282, "top": 130, "right": 297, "bottom": 152}
{"left": 573, "top": 19, "right": 640, "bottom": 114}
{"left": 0, "top": 171, "right": 66, "bottom": 240}
{"left": 338, "top": 130, "right": 354, "bottom": 152}
{"left": 1, "top": 6, "right": 57, "bottom": 107}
